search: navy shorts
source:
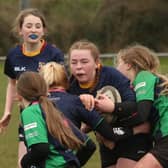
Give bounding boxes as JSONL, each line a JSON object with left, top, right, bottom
{"left": 100, "top": 134, "right": 152, "bottom": 168}
{"left": 150, "top": 135, "right": 168, "bottom": 168}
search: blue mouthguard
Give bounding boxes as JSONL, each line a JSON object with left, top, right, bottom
{"left": 29, "top": 34, "right": 38, "bottom": 39}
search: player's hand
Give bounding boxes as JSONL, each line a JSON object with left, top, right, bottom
{"left": 79, "top": 94, "right": 95, "bottom": 111}
{"left": 0, "top": 113, "right": 11, "bottom": 133}
{"left": 95, "top": 94, "right": 115, "bottom": 113}
{"left": 81, "top": 123, "right": 92, "bottom": 133}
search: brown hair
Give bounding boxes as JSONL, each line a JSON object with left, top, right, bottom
{"left": 117, "top": 44, "right": 160, "bottom": 74}
{"left": 12, "top": 8, "right": 47, "bottom": 36}
{"left": 68, "top": 39, "right": 102, "bottom": 93}
{"left": 117, "top": 44, "right": 168, "bottom": 95}
{"left": 17, "top": 71, "right": 82, "bottom": 150}
{"left": 40, "top": 62, "right": 69, "bottom": 90}
{"left": 68, "top": 39, "right": 100, "bottom": 62}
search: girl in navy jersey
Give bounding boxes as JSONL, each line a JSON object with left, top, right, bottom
{"left": 68, "top": 40, "right": 152, "bottom": 168}
{"left": 0, "top": 8, "right": 64, "bottom": 167}
{"left": 115, "top": 44, "right": 168, "bottom": 168}
{"left": 1, "top": 8, "right": 64, "bottom": 130}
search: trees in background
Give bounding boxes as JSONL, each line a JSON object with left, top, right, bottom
{"left": 0, "top": 0, "right": 168, "bottom": 55}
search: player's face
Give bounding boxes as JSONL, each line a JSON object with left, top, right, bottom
{"left": 70, "top": 49, "right": 98, "bottom": 84}
{"left": 19, "top": 14, "right": 44, "bottom": 44}
{"left": 116, "top": 58, "right": 130, "bottom": 78}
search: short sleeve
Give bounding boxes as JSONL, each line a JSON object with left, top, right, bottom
{"left": 21, "top": 106, "right": 48, "bottom": 147}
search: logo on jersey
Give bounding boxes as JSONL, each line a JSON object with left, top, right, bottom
{"left": 134, "top": 82, "right": 146, "bottom": 91}
{"left": 24, "top": 122, "right": 37, "bottom": 131}
{"left": 113, "top": 127, "right": 125, "bottom": 135}
{"left": 14, "top": 66, "right": 26, "bottom": 72}
{"left": 30, "top": 166, "right": 37, "bottom": 168}
{"left": 137, "top": 150, "right": 146, "bottom": 154}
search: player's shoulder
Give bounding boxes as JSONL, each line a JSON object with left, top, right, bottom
{"left": 24, "top": 104, "right": 41, "bottom": 115}
{"left": 44, "top": 43, "right": 64, "bottom": 62}
{"left": 101, "top": 66, "right": 126, "bottom": 81}
{"left": 138, "top": 71, "right": 154, "bottom": 78}
{"left": 102, "top": 66, "right": 121, "bottom": 75}
{"left": 66, "top": 92, "right": 82, "bottom": 102}
{"left": 64, "top": 92, "right": 85, "bottom": 108}
{"left": 136, "top": 71, "right": 156, "bottom": 82}
{"left": 7, "top": 45, "right": 21, "bottom": 57}
{"left": 46, "top": 43, "right": 63, "bottom": 54}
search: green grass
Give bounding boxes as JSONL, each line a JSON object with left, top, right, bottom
{"left": 0, "top": 57, "right": 168, "bottom": 168}
{"left": 0, "top": 62, "right": 19, "bottom": 167}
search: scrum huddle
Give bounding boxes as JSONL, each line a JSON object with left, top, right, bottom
{"left": 1, "top": 7, "right": 168, "bottom": 168}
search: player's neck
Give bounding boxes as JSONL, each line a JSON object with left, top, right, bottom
{"left": 79, "top": 80, "right": 95, "bottom": 89}
{"left": 129, "top": 70, "right": 136, "bottom": 83}
{"left": 22, "top": 39, "right": 45, "bottom": 56}
{"left": 22, "top": 98, "right": 31, "bottom": 108}
{"left": 23, "top": 41, "right": 42, "bottom": 52}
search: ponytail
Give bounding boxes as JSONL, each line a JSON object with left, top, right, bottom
{"left": 39, "top": 96, "right": 83, "bottom": 150}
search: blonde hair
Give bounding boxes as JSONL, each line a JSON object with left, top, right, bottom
{"left": 17, "top": 71, "right": 82, "bottom": 150}
{"left": 12, "top": 8, "right": 47, "bottom": 36}
{"left": 40, "top": 62, "right": 69, "bottom": 90}
{"left": 117, "top": 44, "right": 168, "bottom": 95}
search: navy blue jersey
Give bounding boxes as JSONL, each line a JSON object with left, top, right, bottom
{"left": 48, "top": 91, "right": 103, "bottom": 129}
{"left": 69, "top": 66, "right": 135, "bottom": 101}
{"left": 4, "top": 42, "right": 64, "bottom": 79}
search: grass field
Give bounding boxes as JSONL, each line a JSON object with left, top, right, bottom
{"left": 0, "top": 57, "right": 168, "bottom": 168}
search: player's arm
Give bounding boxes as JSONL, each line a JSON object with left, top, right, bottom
{"left": 117, "top": 100, "right": 152, "bottom": 126}
{"left": 20, "top": 143, "right": 49, "bottom": 168}
{"left": 94, "top": 118, "right": 134, "bottom": 141}
{"left": 76, "top": 138, "right": 96, "bottom": 166}
{"left": 105, "top": 100, "right": 152, "bottom": 127}
{"left": 0, "top": 78, "right": 16, "bottom": 130}
{"left": 113, "top": 101, "right": 137, "bottom": 118}
{"left": 95, "top": 94, "right": 152, "bottom": 127}
{"left": 95, "top": 94, "right": 137, "bottom": 118}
